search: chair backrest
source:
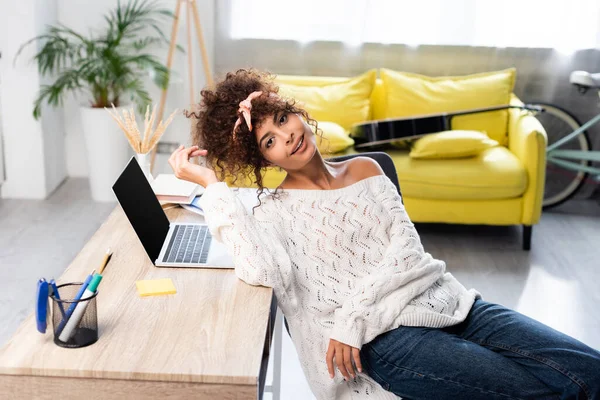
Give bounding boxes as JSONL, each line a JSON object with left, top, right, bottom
{"left": 327, "top": 151, "right": 402, "bottom": 198}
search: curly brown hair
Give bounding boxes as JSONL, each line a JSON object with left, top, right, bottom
{"left": 185, "top": 68, "right": 322, "bottom": 208}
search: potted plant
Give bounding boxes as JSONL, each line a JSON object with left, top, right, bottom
{"left": 16, "top": 0, "right": 175, "bottom": 201}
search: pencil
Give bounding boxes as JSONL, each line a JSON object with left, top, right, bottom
{"left": 98, "top": 248, "right": 113, "bottom": 275}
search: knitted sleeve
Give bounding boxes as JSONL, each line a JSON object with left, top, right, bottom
{"left": 197, "top": 182, "right": 289, "bottom": 289}
{"left": 329, "top": 178, "right": 446, "bottom": 349}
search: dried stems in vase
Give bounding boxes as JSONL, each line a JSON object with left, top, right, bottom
{"left": 105, "top": 104, "right": 178, "bottom": 154}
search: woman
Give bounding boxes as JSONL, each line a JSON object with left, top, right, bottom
{"left": 169, "top": 69, "right": 600, "bottom": 400}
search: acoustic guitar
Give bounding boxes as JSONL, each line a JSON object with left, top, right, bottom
{"left": 350, "top": 104, "right": 541, "bottom": 149}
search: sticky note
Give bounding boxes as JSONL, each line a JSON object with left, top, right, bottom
{"left": 136, "top": 278, "right": 177, "bottom": 297}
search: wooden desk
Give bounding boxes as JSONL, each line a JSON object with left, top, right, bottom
{"left": 0, "top": 206, "right": 276, "bottom": 399}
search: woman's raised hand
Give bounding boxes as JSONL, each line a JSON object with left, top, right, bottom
{"left": 168, "top": 145, "right": 219, "bottom": 187}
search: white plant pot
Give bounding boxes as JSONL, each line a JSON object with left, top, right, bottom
{"left": 80, "top": 106, "right": 132, "bottom": 202}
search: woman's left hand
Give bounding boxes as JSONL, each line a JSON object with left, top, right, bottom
{"left": 326, "top": 338, "right": 362, "bottom": 381}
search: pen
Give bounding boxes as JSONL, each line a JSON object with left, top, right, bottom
{"left": 98, "top": 248, "right": 113, "bottom": 275}
{"left": 49, "top": 279, "right": 66, "bottom": 319}
{"left": 55, "top": 269, "right": 96, "bottom": 336}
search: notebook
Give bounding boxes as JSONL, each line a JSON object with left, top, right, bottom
{"left": 151, "top": 174, "right": 204, "bottom": 204}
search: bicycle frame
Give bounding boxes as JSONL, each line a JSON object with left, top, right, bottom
{"left": 544, "top": 110, "right": 600, "bottom": 177}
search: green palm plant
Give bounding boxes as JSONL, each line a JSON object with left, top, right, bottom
{"left": 16, "top": 0, "right": 177, "bottom": 119}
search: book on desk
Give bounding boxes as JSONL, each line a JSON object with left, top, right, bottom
{"left": 151, "top": 174, "right": 205, "bottom": 204}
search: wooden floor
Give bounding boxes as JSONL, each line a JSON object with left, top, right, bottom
{"left": 1, "top": 178, "right": 599, "bottom": 400}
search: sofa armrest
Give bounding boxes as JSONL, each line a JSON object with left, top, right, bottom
{"left": 508, "top": 95, "right": 548, "bottom": 225}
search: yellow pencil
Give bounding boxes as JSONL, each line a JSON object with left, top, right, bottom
{"left": 98, "top": 248, "right": 113, "bottom": 275}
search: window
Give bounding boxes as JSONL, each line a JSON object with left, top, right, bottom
{"left": 229, "top": 0, "right": 600, "bottom": 52}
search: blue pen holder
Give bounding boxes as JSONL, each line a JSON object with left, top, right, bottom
{"left": 51, "top": 283, "right": 99, "bottom": 348}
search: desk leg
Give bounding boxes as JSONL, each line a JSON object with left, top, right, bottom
{"left": 260, "top": 295, "right": 280, "bottom": 400}
{"left": 271, "top": 307, "right": 283, "bottom": 400}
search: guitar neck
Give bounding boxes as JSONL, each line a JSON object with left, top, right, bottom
{"left": 448, "top": 104, "right": 532, "bottom": 118}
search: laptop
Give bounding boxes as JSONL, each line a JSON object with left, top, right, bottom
{"left": 112, "top": 156, "right": 234, "bottom": 268}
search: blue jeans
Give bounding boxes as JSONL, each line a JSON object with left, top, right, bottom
{"left": 361, "top": 299, "right": 600, "bottom": 400}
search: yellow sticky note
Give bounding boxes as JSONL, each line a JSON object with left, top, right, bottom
{"left": 136, "top": 278, "right": 177, "bottom": 297}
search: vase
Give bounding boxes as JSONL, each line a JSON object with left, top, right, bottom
{"left": 136, "top": 152, "right": 154, "bottom": 183}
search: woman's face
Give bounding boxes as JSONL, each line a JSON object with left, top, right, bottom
{"left": 254, "top": 112, "right": 316, "bottom": 170}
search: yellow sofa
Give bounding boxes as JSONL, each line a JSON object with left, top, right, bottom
{"left": 229, "top": 69, "right": 547, "bottom": 250}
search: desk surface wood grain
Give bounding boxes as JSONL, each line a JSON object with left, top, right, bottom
{"left": 0, "top": 206, "right": 273, "bottom": 386}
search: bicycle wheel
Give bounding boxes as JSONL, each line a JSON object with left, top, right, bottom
{"left": 528, "top": 103, "right": 592, "bottom": 209}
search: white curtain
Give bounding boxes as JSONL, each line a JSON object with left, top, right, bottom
{"left": 230, "top": 0, "right": 600, "bottom": 53}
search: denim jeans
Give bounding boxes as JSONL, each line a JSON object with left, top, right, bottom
{"left": 361, "top": 299, "right": 600, "bottom": 400}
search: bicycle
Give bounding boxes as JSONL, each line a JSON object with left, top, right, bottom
{"left": 526, "top": 70, "right": 600, "bottom": 209}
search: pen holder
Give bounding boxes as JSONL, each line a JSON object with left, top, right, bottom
{"left": 51, "top": 283, "right": 99, "bottom": 348}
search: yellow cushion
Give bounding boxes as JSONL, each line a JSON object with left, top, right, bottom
{"left": 276, "top": 70, "right": 377, "bottom": 131}
{"left": 316, "top": 121, "right": 354, "bottom": 154}
{"left": 370, "top": 79, "right": 386, "bottom": 120}
{"left": 388, "top": 147, "right": 527, "bottom": 200}
{"left": 409, "top": 130, "right": 499, "bottom": 159}
{"left": 380, "top": 68, "right": 516, "bottom": 145}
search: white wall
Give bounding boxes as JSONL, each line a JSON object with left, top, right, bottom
{"left": 0, "top": 83, "right": 5, "bottom": 184}
{"left": 58, "top": 0, "right": 215, "bottom": 178}
{"left": 0, "top": 0, "right": 66, "bottom": 199}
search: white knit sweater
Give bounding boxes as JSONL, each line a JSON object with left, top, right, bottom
{"left": 198, "top": 175, "right": 480, "bottom": 400}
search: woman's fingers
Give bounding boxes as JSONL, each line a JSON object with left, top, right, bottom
{"left": 170, "top": 145, "right": 204, "bottom": 163}
{"left": 185, "top": 145, "right": 199, "bottom": 154}
{"left": 172, "top": 146, "right": 193, "bottom": 178}
{"left": 326, "top": 341, "right": 335, "bottom": 379}
{"left": 343, "top": 346, "right": 355, "bottom": 379}
{"left": 190, "top": 149, "right": 207, "bottom": 157}
{"left": 335, "top": 343, "right": 350, "bottom": 381}
{"left": 175, "top": 146, "right": 195, "bottom": 166}
{"left": 168, "top": 145, "right": 185, "bottom": 166}
{"left": 178, "top": 146, "right": 202, "bottom": 163}
{"left": 326, "top": 340, "right": 363, "bottom": 381}
{"left": 352, "top": 348, "right": 363, "bottom": 373}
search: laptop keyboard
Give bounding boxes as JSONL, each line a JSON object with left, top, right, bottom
{"left": 163, "top": 225, "right": 212, "bottom": 264}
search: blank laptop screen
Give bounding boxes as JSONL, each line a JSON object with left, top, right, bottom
{"left": 112, "top": 157, "right": 170, "bottom": 263}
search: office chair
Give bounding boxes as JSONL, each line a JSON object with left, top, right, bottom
{"left": 268, "top": 152, "right": 402, "bottom": 399}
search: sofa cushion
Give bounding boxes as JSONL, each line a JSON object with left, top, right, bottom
{"left": 409, "top": 130, "right": 499, "bottom": 159}
{"left": 316, "top": 121, "right": 355, "bottom": 154}
{"left": 388, "top": 147, "right": 527, "bottom": 200}
{"left": 379, "top": 68, "right": 516, "bottom": 145}
{"left": 275, "top": 70, "right": 377, "bottom": 131}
